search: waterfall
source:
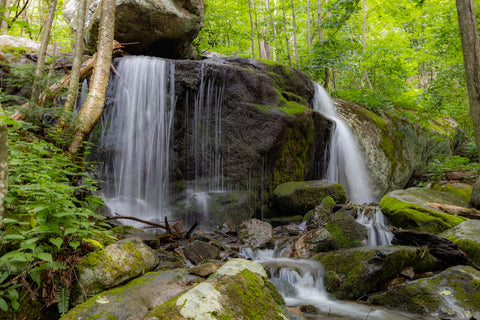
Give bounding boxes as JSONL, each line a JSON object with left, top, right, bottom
{"left": 98, "top": 56, "right": 175, "bottom": 224}
{"left": 313, "top": 83, "right": 392, "bottom": 245}
{"left": 313, "top": 83, "right": 374, "bottom": 204}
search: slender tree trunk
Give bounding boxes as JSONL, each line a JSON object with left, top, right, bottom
{"left": 68, "top": 0, "right": 116, "bottom": 154}
{"left": 31, "top": 0, "right": 57, "bottom": 105}
{"left": 0, "top": 0, "right": 7, "bottom": 34}
{"left": 281, "top": 0, "right": 292, "bottom": 66}
{"left": 290, "top": 0, "right": 298, "bottom": 64}
{"left": 0, "top": 106, "right": 7, "bottom": 219}
{"left": 456, "top": 0, "right": 480, "bottom": 159}
{"left": 63, "top": 0, "right": 87, "bottom": 114}
{"left": 1, "top": 0, "right": 10, "bottom": 34}
{"left": 307, "top": 0, "right": 312, "bottom": 46}
{"left": 317, "top": 0, "right": 322, "bottom": 41}
{"left": 361, "top": 0, "right": 372, "bottom": 88}
{"left": 267, "top": 0, "right": 277, "bottom": 60}
{"left": 247, "top": 0, "right": 256, "bottom": 59}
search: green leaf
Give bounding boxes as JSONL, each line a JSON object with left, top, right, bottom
{"left": 0, "top": 297, "right": 8, "bottom": 311}
{"left": 7, "top": 288, "right": 18, "bottom": 300}
{"left": 34, "top": 252, "right": 52, "bottom": 263}
{"left": 10, "top": 299, "right": 19, "bottom": 310}
{"left": 69, "top": 241, "right": 80, "bottom": 250}
{"left": 49, "top": 237, "right": 63, "bottom": 250}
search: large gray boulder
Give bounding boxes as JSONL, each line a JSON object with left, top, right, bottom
{"left": 72, "top": 237, "right": 159, "bottom": 305}
{"left": 63, "top": 0, "right": 204, "bottom": 58}
{"left": 441, "top": 220, "right": 480, "bottom": 268}
{"left": 62, "top": 269, "right": 200, "bottom": 320}
{"left": 238, "top": 218, "right": 273, "bottom": 249}
{"left": 369, "top": 265, "right": 480, "bottom": 318}
{"left": 143, "top": 259, "right": 289, "bottom": 320}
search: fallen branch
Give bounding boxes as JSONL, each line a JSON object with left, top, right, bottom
{"left": 427, "top": 202, "right": 480, "bottom": 220}
{"left": 184, "top": 221, "right": 199, "bottom": 239}
{"left": 106, "top": 215, "right": 166, "bottom": 229}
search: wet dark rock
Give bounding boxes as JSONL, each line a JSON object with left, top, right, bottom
{"left": 181, "top": 240, "right": 220, "bottom": 265}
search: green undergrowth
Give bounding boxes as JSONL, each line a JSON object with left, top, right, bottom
{"left": 0, "top": 118, "right": 113, "bottom": 316}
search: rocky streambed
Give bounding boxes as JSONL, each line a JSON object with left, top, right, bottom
{"left": 53, "top": 181, "right": 480, "bottom": 320}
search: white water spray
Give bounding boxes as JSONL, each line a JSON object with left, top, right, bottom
{"left": 99, "top": 56, "right": 175, "bottom": 223}
{"left": 313, "top": 83, "right": 374, "bottom": 204}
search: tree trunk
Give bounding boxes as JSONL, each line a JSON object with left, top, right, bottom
{"left": 307, "top": 0, "right": 312, "bottom": 46}
{"left": 68, "top": 0, "right": 116, "bottom": 155}
{"left": 0, "top": 0, "right": 10, "bottom": 34}
{"left": 456, "top": 0, "right": 480, "bottom": 159}
{"left": 281, "top": 0, "right": 292, "bottom": 67}
{"left": 0, "top": 106, "right": 7, "bottom": 219}
{"left": 317, "top": 0, "right": 323, "bottom": 41}
{"left": 31, "top": 0, "right": 57, "bottom": 105}
{"left": 267, "top": 0, "right": 277, "bottom": 60}
{"left": 63, "top": 0, "right": 88, "bottom": 115}
{"left": 247, "top": 0, "right": 256, "bottom": 59}
{"left": 0, "top": 0, "right": 7, "bottom": 34}
{"left": 361, "top": 0, "right": 372, "bottom": 88}
{"left": 290, "top": 0, "right": 298, "bottom": 64}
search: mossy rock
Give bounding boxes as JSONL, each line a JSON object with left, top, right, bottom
{"left": 441, "top": 220, "right": 480, "bottom": 268}
{"left": 324, "top": 207, "right": 368, "bottom": 249}
{"left": 272, "top": 180, "right": 347, "bottom": 217}
{"left": 314, "top": 246, "right": 437, "bottom": 300}
{"left": 61, "top": 269, "right": 200, "bottom": 320}
{"left": 431, "top": 182, "right": 473, "bottom": 203}
{"left": 368, "top": 265, "right": 480, "bottom": 318}
{"left": 379, "top": 187, "right": 467, "bottom": 234}
{"left": 143, "top": 259, "right": 288, "bottom": 320}
{"left": 72, "top": 237, "right": 159, "bottom": 305}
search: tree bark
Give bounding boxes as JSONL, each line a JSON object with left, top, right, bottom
{"left": 290, "top": 0, "right": 298, "bottom": 64}
{"left": 281, "top": 0, "right": 292, "bottom": 67}
{"left": 317, "top": 0, "right": 323, "bottom": 41}
{"left": 307, "top": 0, "right": 312, "bottom": 46}
{"left": 247, "top": 0, "right": 256, "bottom": 59}
{"left": 0, "top": 0, "right": 10, "bottom": 34}
{"left": 0, "top": 106, "right": 7, "bottom": 219}
{"left": 456, "top": 0, "right": 480, "bottom": 159}
{"left": 0, "top": 0, "right": 7, "bottom": 34}
{"left": 31, "top": 0, "right": 57, "bottom": 105}
{"left": 63, "top": 0, "right": 88, "bottom": 115}
{"left": 361, "top": 0, "right": 372, "bottom": 88}
{"left": 68, "top": 0, "right": 116, "bottom": 154}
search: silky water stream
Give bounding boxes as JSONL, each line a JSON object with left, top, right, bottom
{"left": 241, "top": 84, "right": 408, "bottom": 319}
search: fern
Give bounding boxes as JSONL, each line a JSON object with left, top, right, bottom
{"left": 57, "top": 286, "right": 70, "bottom": 316}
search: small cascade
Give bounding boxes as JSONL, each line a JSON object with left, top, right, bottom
{"left": 97, "top": 56, "right": 175, "bottom": 224}
{"left": 313, "top": 83, "right": 374, "bottom": 204}
{"left": 73, "top": 79, "right": 89, "bottom": 113}
{"left": 186, "top": 64, "right": 226, "bottom": 192}
{"left": 244, "top": 248, "right": 421, "bottom": 320}
{"left": 356, "top": 206, "right": 394, "bottom": 246}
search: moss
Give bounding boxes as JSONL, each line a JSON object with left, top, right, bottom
{"left": 448, "top": 238, "right": 480, "bottom": 268}
{"left": 315, "top": 246, "right": 437, "bottom": 300}
{"left": 379, "top": 195, "right": 466, "bottom": 234}
{"left": 0, "top": 45, "right": 27, "bottom": 58}
{"left": 431, "top": 183, "right": 473, "bottom": 203}
{"left": 324, "top": 211, "right": 366, "bottom": 249}
{"left": 279, "top": 100, "right": 306, "bottom": 115}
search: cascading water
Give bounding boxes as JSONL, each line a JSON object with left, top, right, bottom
{"left": 97, "top": 56, "right": 175, "bottom": 224}
{"left": 356, "top": 206, "right": 394, "bottom": 246}
{"left": 313, "top": 82, "right": 374, "bottom": 204}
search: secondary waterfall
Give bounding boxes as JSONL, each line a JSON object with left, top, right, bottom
{"left": 98, "top": 56, "right": 175, "bottom": 223}
{"left": 313, "top": 83, "right": 374, "bottom": 204}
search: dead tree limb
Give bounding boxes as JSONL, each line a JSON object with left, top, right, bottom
{"left": 427, "top": 202, "right": 480, "bottom": 220}
{"left": 106, "top": 215, "right": 166, "bottom": 229}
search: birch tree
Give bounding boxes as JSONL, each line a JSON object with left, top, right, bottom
{"left": 68, "top": 0, "right": 116, "bottom": 154}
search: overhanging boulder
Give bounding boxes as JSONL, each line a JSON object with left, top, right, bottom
{"left": 63, "top": 0, "right": 204, "bottom": 58}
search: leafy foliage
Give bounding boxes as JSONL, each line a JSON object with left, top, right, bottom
{"left": 0, "top": 116, "right": 112, "bottom": 314}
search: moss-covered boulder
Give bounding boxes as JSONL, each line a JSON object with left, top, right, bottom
{"left": 335, "top": 99, "right": 452, "bottom": 199}
{"left": 272, "top": 180, "right": 347, "bottom": 217}
{"left": 72, "top": 237, "right": 159, "bottom": 305}
{"left": 441, "top": 220, "right": 480, "bottom": 268}
{"left": 62, "top": 269, "right": 200, "bottom": 320}
{"left": 143, "top": 259, "right": 288, "bottom": 319}
{"left": 379, "top": 187, "right": 467, "bottom": 234}
{"left": 368, "top": 265, "right": 480, "bottom": 318}
{"left": 431, "top": 182, "right": 473, "bottom": 203}
{"left": 314, "top": 246, "right": 437, "bottom": 300}
{"left": 325, "top": 206, "right": 368, "bottom": 249}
